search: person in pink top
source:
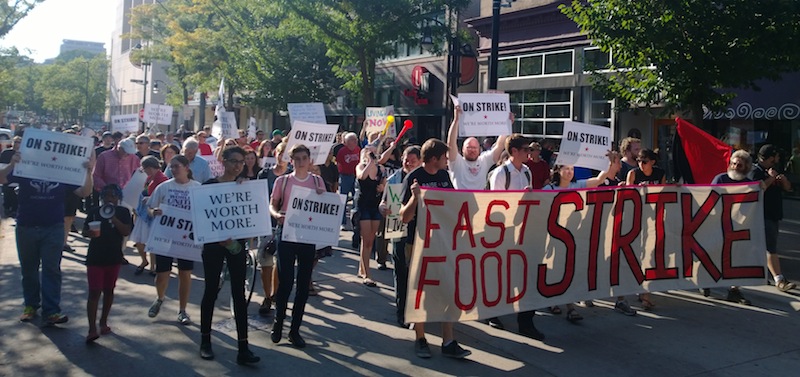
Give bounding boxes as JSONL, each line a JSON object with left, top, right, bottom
{"left": 93, "top": 138, "right": 141, "bottom": 192}
{"left": 269, "top": 144, "right": 326, "bottom": 349}
{"left": 336, "top": 132, "right": 360, "bottom": 226}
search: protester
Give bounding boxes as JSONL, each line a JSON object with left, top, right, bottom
{"left": 166, "top": 138, "right": 212, "bottom": 184}
{"left": 269, "top": 129, "right": 284, "bottom": 151}
{"left": 355, "top": 146, "right": 386, "bottom": 287}
{"left": 269, "top": 144, "right": 327, "bottom": 348}
{"left": 0, "top": 136, "right": 20, "bottom": 217}
{"left": 446, "top": 106, "right": 507, "bottom": 190}
{"left": 255, "top": 141, "right": 291, "bottom": 316}
{"left": 257, "top": 139, "right": 273, "bottom": 160}
{"left": 135, "top": 134, "right": 159, "bottom": 158}
{"left": 147, "top": 155, "right": 200, "bottom": 324}
{"left": 378, "top": 145, "right": 421, "bottom": 328}
{"left": 130, "top": 156, "right": 168, "bottom": 275}
{"left": 525, "top": 141, "right": 551, "bottom": 189}
{"left": 617, "top": 137, "right": 642, "bottom": 181}
{"left": 198, "top": 146, "right": 260, "bottom": 364}
{"left": 196, "top": 131, "right": 213, "bottom": 156}
{"left": 238, "top": 147, "right": 261, "bottom": 180}
{"left": 250, "top": 129, "right": 265, "bottom": 150}
{"left": 160, "top": 144, "right": 180, "bottom": 171}
{"left": 399, "top": 138, "right": 471, "bottom": 359}
{"left": 337, "top": 132, "right": 360, "bottom": 227}
{"left": 752, "top": 144, "right": 796, "bottom": 292}
{"left": 82, "top": 184, "right": 132, "bottom": 343}
{"left": 94, "top": 138, "right": 141, "bottom": 191}
{"left": 0, "top": 147, "right": 95, "bottom": 324}
{"left": 625, "top": 148, "right": 665, "bottom": 311}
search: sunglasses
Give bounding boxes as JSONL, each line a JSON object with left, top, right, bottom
{"left": 636, "top": 158, "right": 651, "bottom": 163}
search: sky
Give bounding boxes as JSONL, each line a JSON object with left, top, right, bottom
{"left": 0, "top": 0, "right": 116, "bottom": 63}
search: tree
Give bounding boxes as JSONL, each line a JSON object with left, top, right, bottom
{"left": 0, "top": 0, "right": 44, "bottom": 38}
{"left": 277, "top": 0, "right": 471, "bottom": 108}
{"left": 562, "top": 0, "right": 800, "bottom": 126}
{"left": 35, "top": 55, "right": 108, "bottom": 124}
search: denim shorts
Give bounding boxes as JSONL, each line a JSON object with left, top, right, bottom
{"left": 357, "top": 206, "right": 382, "bottom": 221}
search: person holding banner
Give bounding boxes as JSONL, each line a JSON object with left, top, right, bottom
{"left": 379, "top": 145, "right": 421, "bottom": 328}
{"left": 447, "top": 105, "right": 507, "bottom": 191}
{"left": 82, "top": 184, "right": 132, "bottom": 343}
{"left": 130, "top": 156, "right": 168, "bottom": 276}
{"left": 0, "top": 149, "right": 95, "bottom": 324}
{"left": 147, "top": 155, "right": 201, "bottom": 324}
{"left": 399, "top": 139, "right": 471, "bottom": 359}
{"left": 198, "top": 146, "right": 260, "bottom": 364}
{"left": 269, "top": 144, "right": 327, "bottom": 348}
{"left": 616, "top": 137, "right": 642, "bottom": 182}
{"left": 355, "top": 146, "right": 387, "bottom": 287}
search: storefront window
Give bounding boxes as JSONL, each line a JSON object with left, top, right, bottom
{"left": 544, "top": 51, "right": 573, "bottom": 74}
{"left": 509, "top": 89, "right": 572, "bottom": 140}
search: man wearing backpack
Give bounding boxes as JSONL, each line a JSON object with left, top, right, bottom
{"left": 487, "top": 134, "right": 545, "bottom": 341}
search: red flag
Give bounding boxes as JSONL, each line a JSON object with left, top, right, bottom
{"left": 674, "top": 117, "right": 731, "bottom": 184}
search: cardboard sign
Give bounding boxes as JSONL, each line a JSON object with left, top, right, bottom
{"left": 281, "top": 186, "right": 346, "bottom": 246}
{"left": 15, "top": 128, "right": 93, "bottom": 186}
{"left": 144, "top": 104, "right": 174, "bottom": 125}
{"left": 383, "top": 183, "right": 406, "bottom": 240}
{"left": 111, "top": 114, "right": 141, "bottom": 135}
{"left": 120, "top": 169, "right": 147, "bottom": 210}
{"left": 365, "top": 106, "right": 395, "bottom": 137}
{"left": 189, "top": 180, "right": 271, "bottom": 244}
{"left": 555, "top": 121, "right": 613, "bottom": 171}
{"left": 145, "top": 205, "right": 203, "bottom": 262}
{"left": 288, "top": 102, "right": 327, "bottom": 125}
{"left": 212, "top": 110, "right": 238, "bottom": 139}
{"left": 405, "top": 184, "right": 766, "bottom": 323}
{"left": 200, "top": 155, "right": 224, "bottom": 179}
{"left": 260, "top": 156, "right": 276, "bottom": 170}
{"left": 282, "top": 121, "right": 338, "bottom": 165}
{"left": 457, "top": 93, "right": 512, "bottom": 137}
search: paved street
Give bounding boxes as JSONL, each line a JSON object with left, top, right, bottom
{"left": 0, "top": 201, "right": 799, "bottom": 377}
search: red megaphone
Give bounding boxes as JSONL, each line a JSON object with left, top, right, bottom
{"left": 396, "top": 120, "right": 414, "bottom": 141}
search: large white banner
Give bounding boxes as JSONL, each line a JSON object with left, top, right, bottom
{"left": 383, "top": 183, "right": 406, "bottom": 240}
{"left": 144, "top": 103, "right": 174, "bottom": 125}
{"left": 457, "top": 93, "right": 512, "bottom": 137}
{"left": 406, "top": 184, "right": 767, "bottom": 323}
{"left": 120, "top": 169, "right": 147, "bottom": 210}
{"left": 16, "top": 128, "right": 93, "bottom": 186}
{"left": 555, "top": 121, "right": 613, "bottom": 171}
{"left": 111, "top": 114, "right": 140, "bottom": 135}
{"left": 287, "top": 102, "right": 327, "bottom": 125}
{"left": 145, "top": 205, "right": 203, "bottom": 262}
{"left": 281, "top": 186, "right": 346, "bottom": 246}
{"left": 189, "top": 180, "right": 271, "bottom": 244}
{"left": 282, "top": 121, "right": 338, "bottom": 165}
{"left": 365, "top": 106, "right": 395, "bottom": 137}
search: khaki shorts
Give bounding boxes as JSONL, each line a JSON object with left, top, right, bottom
{"left": 256, "top": 235, "right": 276, "bottom": 267}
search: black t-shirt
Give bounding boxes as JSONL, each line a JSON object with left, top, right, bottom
{"left": 0, "top": 149, "right": 15, "bottom": 164}
{"left": 711, "top": 173, "right": 754, "bottom": 184}
{"left": 400, "top": 166, "right": 453, "bottom": 244}
{"left": 83, "top": 206, "right": 133, "bottom": 266}
{"left": 617, "top": 161, "right": 637, "bottom": 182}
{"left": 202, "top": 178, "right": 247, "bottom": 252}
{"left": 752, "top": 164, "right": 783, "bottom": 220}
{"left": 95, "top": 145, "right": 113, "bottom": 157}
{"left": 631, "top": 167, "right": 665, "bottom": 185}
{"left": 318, "top": 163, "right": 339, "bottom": 192}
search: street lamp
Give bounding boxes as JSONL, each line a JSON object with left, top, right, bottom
{"left": 488, "top": 0, "right": 516, "bottom": 90}
{"left": 152, "top": 80, "right": 168, "bottom": 95}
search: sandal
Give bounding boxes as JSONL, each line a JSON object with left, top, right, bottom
{"left": 566, "top": 309, "right": 583, "bottom": 323}
{"left": 100, "top": 325, "right": 112, "bottom": 335}
{"left": 548, "top": 306, "right": 562, "bottom": 315}
{"left": 86, "top": 333, "right": 99, "bottom": 344}
{"left": 363, "top": 278, "right": 377, "bottom": 287}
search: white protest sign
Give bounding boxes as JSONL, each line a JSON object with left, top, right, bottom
{"left": 260, "top": 156, "right": 276, "bottom": 170}
{"left": 111, "top": 114, "right": 140, "bottom": 134}
{"left": 200, "top": 155, "right": 224, "bottom": 179}
{"left": 145, "top": 205, "right": 203, "bottom": 262}
{"left": 287, "top": 102, "right": 327, "bottom": 125}
{"left": 282, "top": 121, "right": 338, "bottom": 165}
{"left": 218, "top": 111, "right": 239, "bottom": 139}
{"left": 248, "top": 117, "right": 257, "bottom": 140}
{"left": 144, "top": 103, "right": 174, "bottom": 125}
{"left": 189, "top": 180, "right": 271, "bottom": 244}
{"left": 555, "top": 121, "right": 612, "bottom": 171}
{"left": 16, "top": 128, "right": 93, "bottom": 186}
{"left": 120, "top": 169, "right": 147, "bottom": 210}
{"left": 81, "top": 127, "right": 96, "bottom": 138}
{"left": 383, "top": 183, "right": 406, "bottom": 240}
{"left": 365, "top": 106, "right": 395, "bottom": 137}
{"left": 281, "top": 186, "right": 346, "bottom": 246}
{"left": 457, "top": 93, "right": 512, "bottom": 137}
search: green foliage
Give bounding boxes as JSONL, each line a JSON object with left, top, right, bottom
{"left": 562, "top": 0, "right": 800, "bottom": 122}
{"left": 34, "top": 55, "right": 108, "bottom": 122}
{"left": 0, "top": 0, "right": 44, "bottom": 37}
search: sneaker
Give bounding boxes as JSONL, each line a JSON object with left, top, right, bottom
{"left": 178, "top": 311, "right": 191, "bottom": 325}
{"left": 45, "top": 313, "right": 69, "bottom": 325}
{"left": 776, "top": 279, "right": 796, "bottom": 292}
{"left": 614, "top": 300, "right": 637, "bottom": 316}
{"left": 414, "top": 338, "right": 431, "bottom": 359}
{"left": 441, "top": 340, "right": 471, "bottom": 359}
{"left": 582, "top": 300, "right": 594, "bottom": 307}
{"left": 258, "top": 298, "right": 272, "bottom": 317}
{"left": 726, "top": 288, "right": 751, "bottom": 305}
{"left": 701, "top": 288, "right": 711, "bottom": 297}
{"left": 148, "top": 299, "right": 163, "bottom": 318}
{"left": 19, "top": 306, "right": 36, "bottom": 322}
{"left": 484, "top": 317, "right": 504, "bottom": 330}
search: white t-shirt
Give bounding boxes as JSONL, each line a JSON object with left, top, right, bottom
{"left": 449, "top": 151, "right": 496, "bottom": 190}
{"left": 489, "top": 161, "right": 532, "bottom": 190}
{"left": 147, "top": 179, "right": 201, "bottom": 210}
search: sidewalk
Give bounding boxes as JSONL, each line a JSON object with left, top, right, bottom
{"left": 0, "top": 213, "right": 799, "bottom": 376}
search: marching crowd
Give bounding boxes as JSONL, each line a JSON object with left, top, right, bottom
{"left": 0, "top": 106, "right": 796, "bottom": 364}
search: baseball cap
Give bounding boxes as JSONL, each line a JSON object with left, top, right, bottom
{"left": 102, "top": 131, "right": 113, "bottom": 138}
{"left": 119, "top": 138, "right": 137, "bottom": 154}
{"left": 272, "top": 129, "right": 284, "bottom": 137}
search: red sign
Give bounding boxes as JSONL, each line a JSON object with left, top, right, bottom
{"left": 411, "top": 66, "right": 430, "bottom": 93}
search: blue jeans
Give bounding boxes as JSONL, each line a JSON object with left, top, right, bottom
{"left": 16, "top": 224, "right": 65, "bottom": 316}
{"left": 339, "top": 174, "right": 356, "bottom": 224}
{"left": 275, "top": 239, "right": 315, "bottom": 332}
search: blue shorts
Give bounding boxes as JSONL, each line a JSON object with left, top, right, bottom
{"left": 357, "top": 206, "right": 383, "bottom": 221}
